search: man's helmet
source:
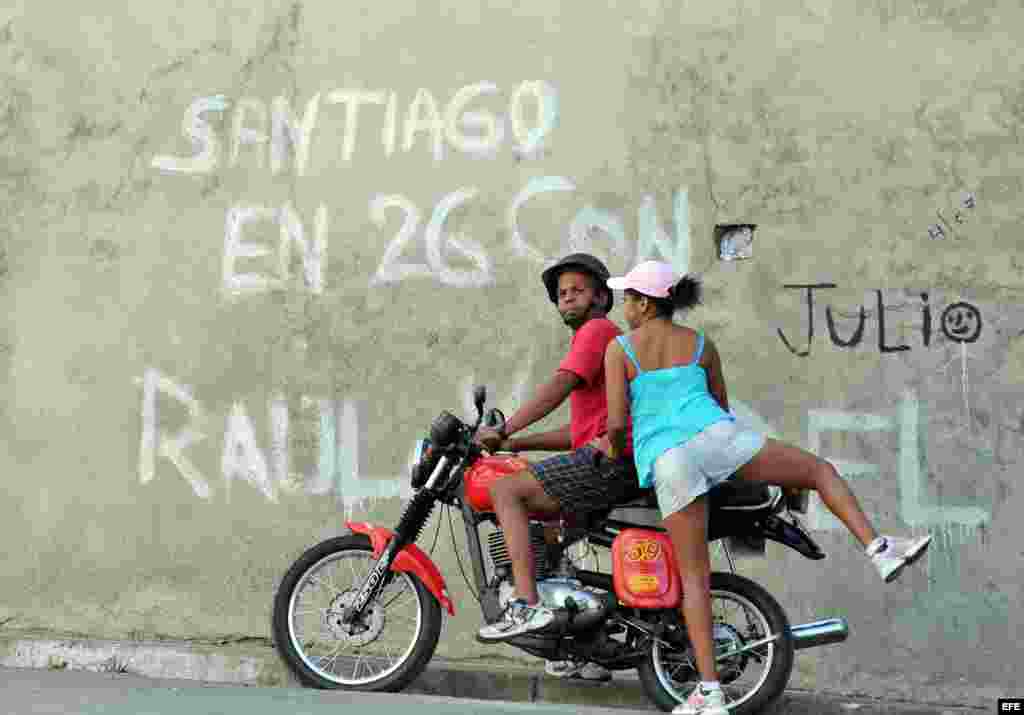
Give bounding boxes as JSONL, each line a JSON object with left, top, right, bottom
{"left": 541, "top": 253, "right": 613, "bottom": 312}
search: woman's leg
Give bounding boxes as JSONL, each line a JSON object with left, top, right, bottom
{"left": 735, "top": 438, "right": 877, "bottom": 547}
{"left": 662, "top": 495, "right": 718, "bottom": 682}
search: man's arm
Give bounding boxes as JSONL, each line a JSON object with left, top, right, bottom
{"left": 604, "top": 340, "right": 630, "bottom": 460}
{"left": 478, "top": 370, "right": 578, "bottom": 452}
{"left": 506, "top": 424, "right": 572, "bottom": 453}
{"left": 503, "top": 370, "right": 579, "bottom": 437}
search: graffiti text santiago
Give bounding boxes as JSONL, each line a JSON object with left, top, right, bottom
{"left": 151, "top": 82, "right": 559, "bottom": 174}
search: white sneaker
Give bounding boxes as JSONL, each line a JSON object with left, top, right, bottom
{"left": 477, "top": 599, "right": 555, "bottom": 642}
{"left": 672, "top": 683, "right": 728, "bottom": 715}
{"left": 544, "top": 660, "right": 612, "bottom": 682}
{"left": 869, "top": 534, "right": 933, "bottom": 583}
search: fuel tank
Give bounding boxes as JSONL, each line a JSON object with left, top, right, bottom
{"left": 464, "top": 455, "right": 532, "bottom": 512}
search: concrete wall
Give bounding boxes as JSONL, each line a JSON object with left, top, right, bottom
{"left": 1, "top": 0, "right": 1021, "bottom": 706}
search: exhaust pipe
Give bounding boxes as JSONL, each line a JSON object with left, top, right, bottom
{"left": 791, "top": 618, "right": 849, "bottom": 650}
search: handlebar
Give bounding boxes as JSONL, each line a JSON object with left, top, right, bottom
{"left": 483, "top": 407, "right": 506, "bottom": 433}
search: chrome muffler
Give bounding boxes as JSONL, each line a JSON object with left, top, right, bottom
{"left": 790, "top": 618, "right": 849, "bottom": 650}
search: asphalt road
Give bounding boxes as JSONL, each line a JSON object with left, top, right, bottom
{"left": 0, "top": 666, "right": 985, "bottom": 715}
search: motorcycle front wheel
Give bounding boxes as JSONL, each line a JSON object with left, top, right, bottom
{"left": 271, "top": 534, "right": 443, "bottom": 692}
{"left": 637, "top": 572, "right": 795, "bottom": 714}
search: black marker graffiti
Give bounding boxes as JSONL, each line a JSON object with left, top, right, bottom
{"left": 876, "top": 290, "right": 910, "bottom": 354}
{"left": 927, "top": 191, "right": 976, "bottom": 241}
{"left": 921, "top": 292, "right": 932, "bottom": 346}
{"left": 941, "top": 302, "right": 982, "bottom": 343}
{"left": 825, "top": 303, "right": 866, "bottom": 348}
{"left": 778, "top": 285, "right": 983, "bottom": 357}
{"left": 776, "top": 284, "right": 835, "bottom": 357}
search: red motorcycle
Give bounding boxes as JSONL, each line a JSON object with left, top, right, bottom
{"left": 271, "top": 387, "right": 849, "bottom": 713}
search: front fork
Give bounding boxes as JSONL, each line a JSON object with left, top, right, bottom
{"left": 342, "top": 500, "right": 431, "bottom": 624}
{"left": 345, "top": 539, "right": 401, "bottom": 622}
{"left": 342, "top": 456, "right": 456, "bottom": 624}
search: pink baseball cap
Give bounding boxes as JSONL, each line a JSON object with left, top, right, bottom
{"left": 606, "top": 261, "right": 679, "bottom": 298}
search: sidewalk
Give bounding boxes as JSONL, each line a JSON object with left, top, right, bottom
{"left": 0, "top": 630, "right": 985, "bottom": 714}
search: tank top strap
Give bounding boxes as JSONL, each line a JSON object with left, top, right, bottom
{"left": 616, "top": 335, "right": 643, "bottom": 373}
{"left": 693, "top": 332, "right": 706, "bottom": 364}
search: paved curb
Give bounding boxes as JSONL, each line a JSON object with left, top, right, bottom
{"left": 0, "top": 632, "right": 649, "bottom": 709}
{"left": 0, "top": 633, "right": 986, "bottom": 714}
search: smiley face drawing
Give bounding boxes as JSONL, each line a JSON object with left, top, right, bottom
{"left": 940, "top": 302, "right": 983, "bottom": 344}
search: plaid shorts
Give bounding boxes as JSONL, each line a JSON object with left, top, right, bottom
{"left": 530, "top": 446, "right": 641, "bottom": 514}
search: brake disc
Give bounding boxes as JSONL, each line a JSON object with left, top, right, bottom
{"left": 324, "top": 590, "right": 386, "bottom": 646}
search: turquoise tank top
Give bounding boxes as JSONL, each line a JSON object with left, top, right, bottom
{"left": 617, "top": 332, "right": 733, "bottom": 488}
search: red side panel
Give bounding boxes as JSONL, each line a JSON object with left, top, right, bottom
{"left": 346, "top": 522, "right": 455, "bottom": 615}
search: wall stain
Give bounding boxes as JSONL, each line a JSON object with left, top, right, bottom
{"left": 238, "top": 1, "right": 303, "bottom": 90}
{"left": 894, "top": 525, "right": 1010, "bottom": 650}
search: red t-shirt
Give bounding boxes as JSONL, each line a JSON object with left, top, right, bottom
{"left": 557, "top": 317, "right": 633, "bottom": 455}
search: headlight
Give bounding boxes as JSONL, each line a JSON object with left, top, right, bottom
{"left": 412, "top": 438, "right": 430, "bottom": 469}
{"left": 429, "top": 411, "right": 461, "bottom": 449}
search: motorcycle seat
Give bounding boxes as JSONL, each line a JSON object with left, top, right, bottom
{"left": 614, "top": 481, "right": 780, "bottom": 512}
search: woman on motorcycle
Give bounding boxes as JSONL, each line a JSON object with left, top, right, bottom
{"left": 601, "top": 261, "right": 932, "bottom": 715}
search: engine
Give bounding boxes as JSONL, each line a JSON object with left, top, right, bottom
{"left": 486, "top": 522, "right": 552, "bottom": 581}
{"left": 486, "top": 523, "right": 610, "bottom": 631}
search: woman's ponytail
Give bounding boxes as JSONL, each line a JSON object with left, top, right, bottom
{"left": 669, "top": 274, "right": 702, "bottom": 312}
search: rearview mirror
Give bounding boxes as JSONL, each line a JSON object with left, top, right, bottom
{"left": 473, "top": 385, "right": 487, "bottom": 414}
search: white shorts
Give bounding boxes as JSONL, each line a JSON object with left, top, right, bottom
{"left": 652, "top": 420, "right": 767, "bottom": 519}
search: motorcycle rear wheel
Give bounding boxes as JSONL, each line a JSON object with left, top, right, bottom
{"left": 637, "top": 572, "right": 794, "bottom": 714}
{"left": 271, "top": 534, "right": 443, "bottom": 692}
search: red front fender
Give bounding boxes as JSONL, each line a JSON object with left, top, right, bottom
{"left": 346, "top": 521, "right": 455, "bottom": 615}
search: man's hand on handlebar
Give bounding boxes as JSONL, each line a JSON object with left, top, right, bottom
{"left": 476, "top": 427, "right": 516, "bottom": 453}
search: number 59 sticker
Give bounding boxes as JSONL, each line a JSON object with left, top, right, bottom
{"left": 626, "top": 539, "right": 662, "bottom": 563}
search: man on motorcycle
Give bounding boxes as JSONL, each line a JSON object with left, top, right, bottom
{"left": 475, "top": 253, "right": 638, "bottom": 658}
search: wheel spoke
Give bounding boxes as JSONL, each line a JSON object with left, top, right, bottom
{"left": 318, "top": 642, "right": 344, "bottom": 673}
{"left": 309, "top": 575, "right": 339, "bottom": 598}
{"left": 381, "top": 585, "right": 411, "bottom": 609}
{"left": 667, "top": 661, "right": 690, "bottom": 682}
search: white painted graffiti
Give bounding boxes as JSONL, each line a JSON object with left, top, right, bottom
{"left": 805, "top": 388, "right": 989, "bottom": 531}
{"left": 136, "top": 362, "right": 531, "bottom": 516}
{"left": 223, "top": 202, "right": 328, "bottom": 296}
{"left": 508, "top": 178, "right": 691, "bottom": 274}
{"left": 221, "top": 183, "right": 692, "bottom": 295}
{"left": 369, "top": 188, "right": 493, "bottom": 288}
{"left": 136, "top": 369, "right": 991, "bottom": 530}
{"left": 136, "top": 368, "right": 392, "bottom": 514}
{"left": 138, "top": 369, "right": 211, "bottom": 499}
{"left": 151, "top": 83, "right": 691, "bottom": 296}
{"left": 151, "top": 81, "right": 558, "bottom": 174}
